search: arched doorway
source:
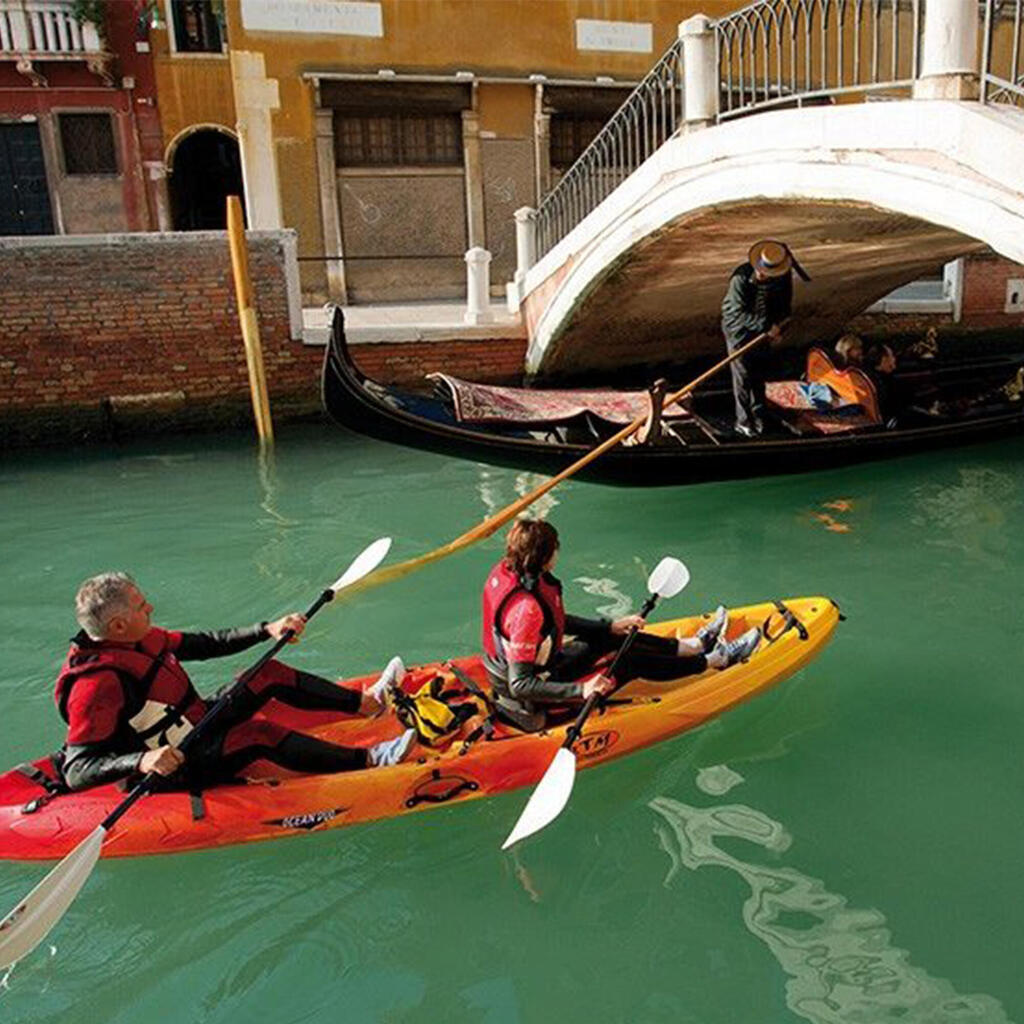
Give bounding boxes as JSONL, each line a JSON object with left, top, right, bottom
{"left": 168, "top": 128, "right": 244, "bottom": 230}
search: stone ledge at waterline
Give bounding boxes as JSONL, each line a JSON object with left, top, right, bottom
{"left": 0, "top": 233, "right": 529, "bottom": 447}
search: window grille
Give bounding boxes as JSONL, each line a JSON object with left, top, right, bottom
{"left": 335, "top": 113, "right": 462, "bottom": 167}
{"left": 59, "top": 113, "right": 118, "bottom": 175}
{"left": 550, "top": 116, "right": 607, "bottom": 170}
{"left": 170, "top": 0, "right": 224, "bottom": 53}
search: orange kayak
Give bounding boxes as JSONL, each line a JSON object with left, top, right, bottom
{"left": 0, "top": 597, "right": 839, "bottom": 860}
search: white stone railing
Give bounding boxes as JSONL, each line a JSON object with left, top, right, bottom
{"left": 0, "top": 0, "right": 101, "bottom": 55}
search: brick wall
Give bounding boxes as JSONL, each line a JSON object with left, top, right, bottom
{"left": 0, "top": 231, "right": 527, "bottom": 446}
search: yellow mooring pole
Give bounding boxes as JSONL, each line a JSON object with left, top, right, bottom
{"left": 226, "top": 195, "right": 274, "bottom": 444}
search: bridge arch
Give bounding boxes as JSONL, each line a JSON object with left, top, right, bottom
{"left": 522, "top": 100, "right": 1024, "bottom": 378}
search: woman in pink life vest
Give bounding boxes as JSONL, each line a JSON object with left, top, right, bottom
{"left": 54, "top": 572, "right": 415, "bottom": 791}
{"left": 481, "top": 519, "right": 761, "bottom": 732}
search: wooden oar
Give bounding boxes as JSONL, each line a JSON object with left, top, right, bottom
{"left": 0, "top": 537, "right": 393, "bottom": 971}
{"left": 501, "top": 556, "right": 692, "bottom": 850}
{"left": 341, "top": 332, "right": 771, "bottom": 596}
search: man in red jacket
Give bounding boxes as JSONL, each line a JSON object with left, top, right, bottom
{"left": 55, "top": 572, "right": 414, "bottom": 791}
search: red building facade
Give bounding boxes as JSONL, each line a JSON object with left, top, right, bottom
{"left": 0, "top": 0, "right": 166, "bottom": 234}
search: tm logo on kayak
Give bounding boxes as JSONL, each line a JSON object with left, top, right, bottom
{"left": 573, "top": 730, "right": 619, "bottom": 759}
{"left": 264, "top": 808, "right": 346, "bottom": 831}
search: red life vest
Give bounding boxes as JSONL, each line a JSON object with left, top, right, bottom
{"left": 481, "top": 561, "right": 565, "bottom": 672}
{"left": 54, "top": 628, "right": 207, "bottom": 749}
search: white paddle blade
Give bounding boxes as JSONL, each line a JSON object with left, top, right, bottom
{"left": 647, "top": 557, "right": 689, "bottom": 600}
{"left": 501, "top": 747, "right": 578, "bottom": 850}
{"left": 330, "top": 537, "right": 392, "bottom": 593}
{"left": 0, "top": 826, "right": 105, "bottom": 970}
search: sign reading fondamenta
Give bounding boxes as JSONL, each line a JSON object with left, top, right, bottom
{"left": 241, "top": 0, "right": 384, "bottom": 38}
{"left": 575, "top": 19, "right": 652, "bottom": 54}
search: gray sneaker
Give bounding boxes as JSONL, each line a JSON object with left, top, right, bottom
{"left": 707, "top": 626, "right": 761, "bottom": 669}
{"left": 695, "top": 605, "right": 728, "bottom": 653}
{"left": 368, "top": 728, "right": 416, "bottom": 768}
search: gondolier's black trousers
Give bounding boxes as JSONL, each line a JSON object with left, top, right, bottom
{"left": 726, "top": 332, "right": 771, "bottom": 433}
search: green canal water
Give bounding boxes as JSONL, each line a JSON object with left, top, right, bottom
{"left": 1, "top": 424, "right": 1022, "bottom": 1023}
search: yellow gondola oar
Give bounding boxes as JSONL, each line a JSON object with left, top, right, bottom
{"left": 341, "top": 330, "right": 772, "bottom": 597}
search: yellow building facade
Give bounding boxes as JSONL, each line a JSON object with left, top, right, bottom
{"left": 149, "top": 0, "right": 735, "bottom": 302}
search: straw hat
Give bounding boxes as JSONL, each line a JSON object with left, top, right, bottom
{"left": 748, "top": 239, "right": 792, "bottom": 278}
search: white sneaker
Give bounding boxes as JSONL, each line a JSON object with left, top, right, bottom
{"left": 695, "top": 605, "right": 729, "bottom": 653}
{"left": 706, "top": 627, "right": 761, "bottom": 669}
{"left": 367, "top": 655, "right": 405, "bottom": 706}
{"left": 368, "top": 728, "right": 416, "bottom": 768}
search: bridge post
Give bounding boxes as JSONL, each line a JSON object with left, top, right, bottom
{"left": 465, "top": 247, "right": 494, "bottom": 325}
{"left": 514, "top": 205, "right": 537, "bottom": 281}
{"left": 680, "top": 15, "right": 719, "bottom": 129}
{"left": 914, "top": 0, "right": 980, "bottom": 100}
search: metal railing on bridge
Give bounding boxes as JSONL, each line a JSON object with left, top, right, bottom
{"left": 715, "top": 0, "right": 922, "bottom": 119}
{"left": 528, "top": 0, "right": 1023, "bottom": 267}
{"left": 983, "top": 0, "right": 1024, "bottom": 107}
{"left": 533, "top": 38, "right": 684, "bottom": 259}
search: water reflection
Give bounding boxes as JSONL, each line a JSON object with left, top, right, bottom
{"left": 475, "top": 467, "right": 560, "bottom": 521}
{"left": 649, "top": 794, "right": 1010, "bottom": 1023}
{"left": 911, "top": 467, "right": 1019, "bottom": 569}
{"left": 573, "top": 574, "right": 633, "bottom": 618}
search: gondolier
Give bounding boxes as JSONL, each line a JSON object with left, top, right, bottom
{"left": 721, "top": 240, "right": 807, "bottom": 437}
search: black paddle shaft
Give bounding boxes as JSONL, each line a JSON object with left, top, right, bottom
{"left": 562, "top": 591, "right": 660, "bottom": 750}
{"left": 99, "top": 587, "right": 336, "bottom": 832}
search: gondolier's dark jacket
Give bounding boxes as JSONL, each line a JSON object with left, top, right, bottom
{"left": 721, "top": 263, "right": 792, "bottom": 347}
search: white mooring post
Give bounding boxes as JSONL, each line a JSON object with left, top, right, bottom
{"left": 680, "top": 14, "right": 719, "bottom": 129}
{"left": 914, "top": 0, "right": 980, "bottom": 100}
{"left": 465, "top": 246, "right": 494, "bottom": 325}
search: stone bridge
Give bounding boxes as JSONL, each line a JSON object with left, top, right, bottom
{"left": 510, "top": 0, "right": 1024, "bottom": 379}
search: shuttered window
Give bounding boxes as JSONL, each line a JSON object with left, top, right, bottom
{"left": 59, "top": 113, "right": 118, "bottom": 175}
{"left": 335, "top": 113, "right": 462, "bottom": 167}
{"left": 549, "top": 116, "right": 607, "bottom": 170}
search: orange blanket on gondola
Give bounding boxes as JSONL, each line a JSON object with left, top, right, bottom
{"left": 429, "top": 373, "right": 690, "bottom": 426}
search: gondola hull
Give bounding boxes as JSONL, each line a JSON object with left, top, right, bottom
{"left": 321, "top": 310, "right": 1024, "bottom": 486}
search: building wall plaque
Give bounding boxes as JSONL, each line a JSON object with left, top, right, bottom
{"left": 575, "top": 19, "right": 652, "bottom": 54}
{"left": 241, "top": 0, "right": 384, "bottom": 38}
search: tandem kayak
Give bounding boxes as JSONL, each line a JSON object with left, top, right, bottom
{"left": 0, "top": 598, "right": 839, "bottom": 860}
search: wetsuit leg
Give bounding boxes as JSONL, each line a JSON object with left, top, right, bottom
{"left": 215, "top": 660, "right": 363, "bottom": 727}
{"left": 558, "top": 631, "right": 707, "bottom": 683}
{"left": 185, "top": 718, "right": 369, "bottom": 785}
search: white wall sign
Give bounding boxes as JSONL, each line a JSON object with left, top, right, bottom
{"left": 241, "top": 0, "right": 384, "bottom": 38}
{"left": 575, "top": 19, "right": 652, "bottom": 54}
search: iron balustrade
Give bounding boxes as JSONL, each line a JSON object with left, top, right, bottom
{"left": 533, "top": 38, "right": 684, "bottom": 259}
{"left": 982, "top": 0, "right": 1024, "bottom": 106}
{"left": 529, "top": 0, "right": 1020, "bottom": 268}
{"left": 715, "top": 0, "right": 922, "bottom": 120}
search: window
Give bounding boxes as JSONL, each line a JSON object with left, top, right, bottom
{"left": 335, "top": 113, "right": 462, "bottom": 168}
{"left": 59, "top": 113, "right": 118, "bottom": 175}
{"left": 550, "top": 116, "right": 607, "bottom": 170}
{"left": 170, "top": 0, "right": 224, "bottom": 53}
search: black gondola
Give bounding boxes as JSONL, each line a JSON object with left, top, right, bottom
{"left": 321, "top": 307, "right": 1024, "bottom": 486}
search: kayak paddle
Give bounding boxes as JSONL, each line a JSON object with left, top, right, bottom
{"left": 501, "top": 556, "right": 691, "bottom": 850}
{"left": 0, "top": 536, "right": 392, "bottom": 971}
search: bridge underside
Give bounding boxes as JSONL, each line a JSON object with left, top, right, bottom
{"left": 533, "top": 198, "right": 984, "bottom": 381}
